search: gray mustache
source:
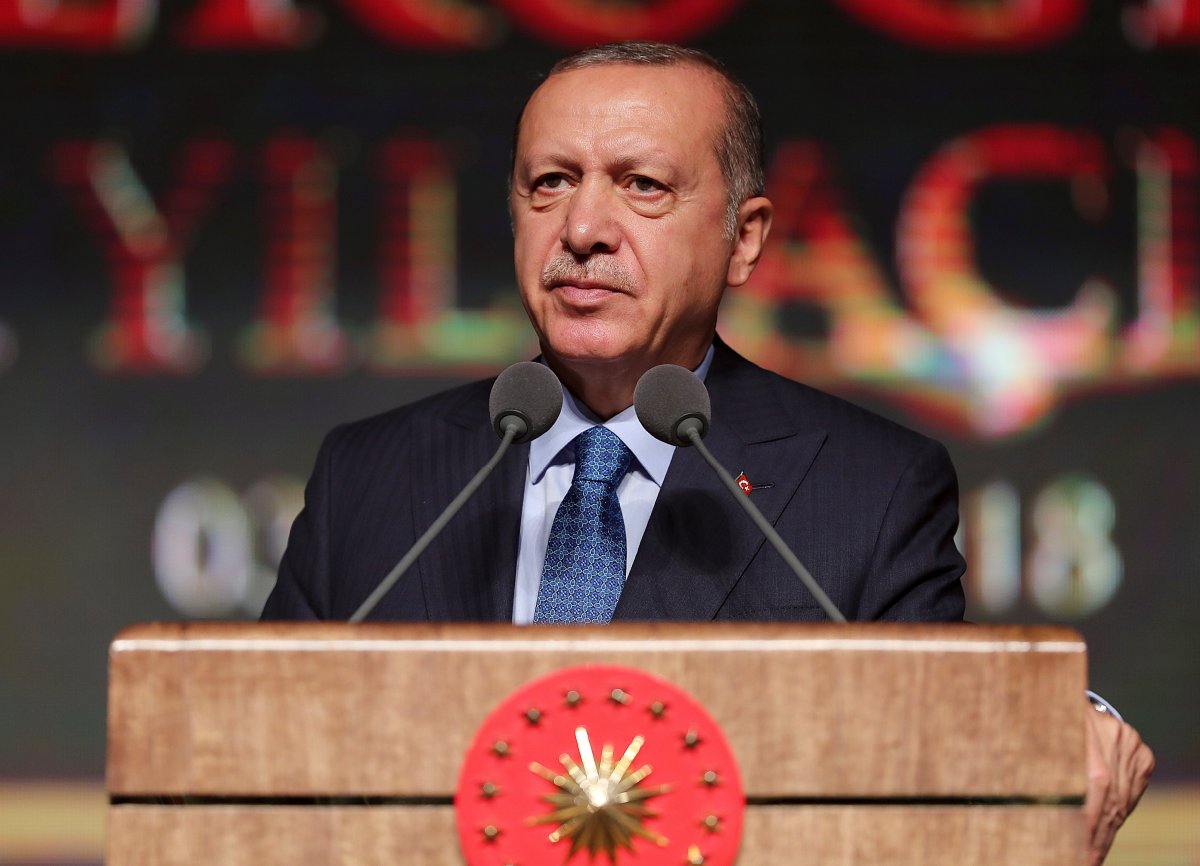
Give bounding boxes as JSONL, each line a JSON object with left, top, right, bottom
{"left": 541, "top": 254, "right": 635, "bottom": 292}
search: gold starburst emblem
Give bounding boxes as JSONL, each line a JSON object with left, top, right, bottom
{"left": 455, "top": 667, "right": 745, "bottom": 866}
{"left": 527, "top": 726, "right": 671, "bottom": 861}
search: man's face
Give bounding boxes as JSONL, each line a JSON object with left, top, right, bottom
{"left": 510, "top": 63, "right": 738, "bottom": 377}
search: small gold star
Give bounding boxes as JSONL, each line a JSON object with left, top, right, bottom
{"left": 609, "top": 688, "right": 631, "bottom": 705}
{"left": 701, "top": 770, "right": 719, "bottom": 786}
{"left": 480, "top": 781, "right": 499, "bottom": 799}
{"left": 687, "top": 844, "right": 706, "bottom": 864}
{"left": 702, "top": 814, "right": 720, "bottom": 831}
{"left": 683, "top": 730, "right": 701, "bottom": 749}
{"left": 564, "top": 689, "right": 582, "bottom": 707}
{"left": 649, "top": 700, "right": 667, "bottom": 718}
{"left": 492, "top": 740, "right": 510, "bottom": 757}
{"left": 524, "top": 707, "right": 542, "bottom": 725}
{"left": 482, "top": 824, "right": 501, "bottom": 842}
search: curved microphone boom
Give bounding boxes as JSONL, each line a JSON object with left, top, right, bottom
{"left": 350, "top": 362, "right": 562, "bottom": 622}
{"left": 634, "top": 364, "right": 847, "bottom": 623}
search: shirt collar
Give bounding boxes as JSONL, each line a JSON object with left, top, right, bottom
{"left": 528, "top": 344, "right": 715, "bottom": 488}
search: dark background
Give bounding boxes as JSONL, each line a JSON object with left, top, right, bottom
{"left": 0, "top": 0, "right": 1195, "bottom": 793}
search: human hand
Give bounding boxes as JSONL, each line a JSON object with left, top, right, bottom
{"left": 1084, "top": 703, "right": 1155, "bottom": 866}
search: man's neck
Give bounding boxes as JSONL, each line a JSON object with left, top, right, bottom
{"left": 550, "top": 361, "right": 637, "bottom": 420}
{"left": 545, "top": 344, "right": 711, "bottom": 420}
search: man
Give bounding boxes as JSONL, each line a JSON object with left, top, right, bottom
{"left": 265, "top": 43, "right": 964, "bottom": 624}
{"left": 262, "top": 42, "right": 1152, "bottom": 864}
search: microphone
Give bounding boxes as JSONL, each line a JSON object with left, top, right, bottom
{"left": 350, "top": 362, "right": 562, "bottom": 622}
{"left": 634, "top": 364, "right": 847, "bottom": 623}
{"left": 489, "top": 360, "right": 564, "bottom": 442}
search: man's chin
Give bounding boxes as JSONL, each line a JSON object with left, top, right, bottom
{"left": 539, "top": 333, "right": 641, "bottom": 370}
{"left": 543, "top": 346, "right": 635, "bottom": 368}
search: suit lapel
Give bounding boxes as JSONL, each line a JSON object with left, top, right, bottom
{"left": 614, "top": 344, "right": 827, "bottom": 620}
{"left": 413, "top": 389, "right": 525, "bottom": 622}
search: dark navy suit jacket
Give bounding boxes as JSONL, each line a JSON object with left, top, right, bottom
{"left": 262, "top": 342, "right": 965, "bottom": 622}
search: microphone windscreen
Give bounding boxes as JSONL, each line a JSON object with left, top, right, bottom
{"left": 489, "top": 361, "right": 563, "bottom": 443}
{"left": 634, "top": 364, "right": 711, "bottom": 446}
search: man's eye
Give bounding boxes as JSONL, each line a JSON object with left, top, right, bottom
{"left": 534, "top": 174, "right": 566, "bottom": 190}
{"left": 631, "top": 176, "right": 661, "bottom": 193}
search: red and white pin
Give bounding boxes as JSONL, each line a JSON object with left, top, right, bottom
{"left": 734, "top": 471, "right": 753, "bottom": 496}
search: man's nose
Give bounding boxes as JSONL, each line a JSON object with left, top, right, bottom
{"left": 561, "top": 177, "right": 620, "bottom": 255}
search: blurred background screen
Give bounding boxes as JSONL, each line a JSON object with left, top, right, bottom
{"left": 0, "top": 0, "right": 1196, "bottom": 862}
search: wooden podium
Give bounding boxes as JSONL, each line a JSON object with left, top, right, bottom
{"left": 106, "top": 622, "right": 1088, "bottom": 865}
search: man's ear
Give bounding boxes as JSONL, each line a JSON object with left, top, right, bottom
{"left": 726, "top": 196, "right": 773, "bottom": 288}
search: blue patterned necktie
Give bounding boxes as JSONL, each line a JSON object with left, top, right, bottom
{"left": 533, "top": 426, "right": 633, "bottom": 624}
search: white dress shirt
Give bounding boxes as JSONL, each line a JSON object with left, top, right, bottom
{"left": 512, "top": 346, "right": 715, "bottom": 624}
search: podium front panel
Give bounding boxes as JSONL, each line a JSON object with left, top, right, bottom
{"left": 107, "top": 622, "right": 1087, "bottom": 865}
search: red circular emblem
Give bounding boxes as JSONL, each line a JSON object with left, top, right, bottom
{"left": 455, "top": 665, "right": 744, "bottom": 866}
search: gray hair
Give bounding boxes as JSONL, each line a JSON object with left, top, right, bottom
{"left": 513, "top": 41, "right": 765, "bottom": 239}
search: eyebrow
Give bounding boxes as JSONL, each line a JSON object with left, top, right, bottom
{"left": 519, "top": 151, "right": 580, "bottom": 172}
{"left": 520, "top": 148, "right": 678, "bottom": 179}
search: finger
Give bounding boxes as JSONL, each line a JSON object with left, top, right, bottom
{"left": 1124, "top": 731, "right": 1154, "bottom": 809}
{"left": 1110, "top": 721, "right": 1132, "bottom": 822}
{"left": 1083, "top": 709, "right": 1109, "bottom": 845}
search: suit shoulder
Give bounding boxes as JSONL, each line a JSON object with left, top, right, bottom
{"left": 776, "top": 373, "right": 935, "bottom": 450}
{"left": 320, "top": 377, "right": 494, "bottom": 459}
{"left": 715, "top": 337, "right": 924, "bottom": 432}
{"left": 718, "top": 346, "right": 935, "bottom": 449}
{"left": 732, "top": 374, "right": 951, "bottom": 511}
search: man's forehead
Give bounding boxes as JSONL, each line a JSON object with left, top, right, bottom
{"left": 516, "top": 62, "right": 726, "bottom": 155}
{"left": 531, "top": 61, "right": 723, "bottom": 107}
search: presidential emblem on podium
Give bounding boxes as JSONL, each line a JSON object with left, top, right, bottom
{"left": 455, "top": 665, "right": 746, "bottom": 865}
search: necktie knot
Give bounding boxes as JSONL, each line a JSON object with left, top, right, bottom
{"left": 573, "top": 426, "right": 632, "bottom": 486}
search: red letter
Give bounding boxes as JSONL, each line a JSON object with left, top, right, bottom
{"left": 0, "top": 0, "right": 155, "bottom": 49}
{"left": 832, "top": 0, "right": 1083, "bottom": 50}
{"left": 337, "top": 0, "right": 503, "bottom": 49}
{"left": 1123, "top": 129, "right": 1200, "bottom": 369}
{"left": 368, "top": 136, "right": 528, "bottom": 369}
{"left": 896, "top": 125, "right": 1114, "bottom": 433}
{"left": 1124, "top": 0, "right": 1200, "bottom": 46}
{"left": 50, "top": 139, "right": 233, "bottom": 373}
{"left": 175, "top": 0, "right": 316, "bottom": 48}
{"left": 732, "top": 141, "right": 940, "bottom": 384}
{"left": 241, "top": 135, "right": 347, "bottom": 374}
{"left": 492, "top": 0, "right": 742, "bottom": 47}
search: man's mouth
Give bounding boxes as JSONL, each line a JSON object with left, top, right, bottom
{"left": 548, "top": 281, "right": 624, "bottom": 307}
{"left": 549, "top": 278, "right": 619, "bottom": 293}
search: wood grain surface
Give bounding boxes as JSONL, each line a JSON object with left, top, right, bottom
{"left": 107, "top": 803, "right": 1085, "bottom": 866}
{"left": 107, "top": 622, "right": 1087, "bottom": 799}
